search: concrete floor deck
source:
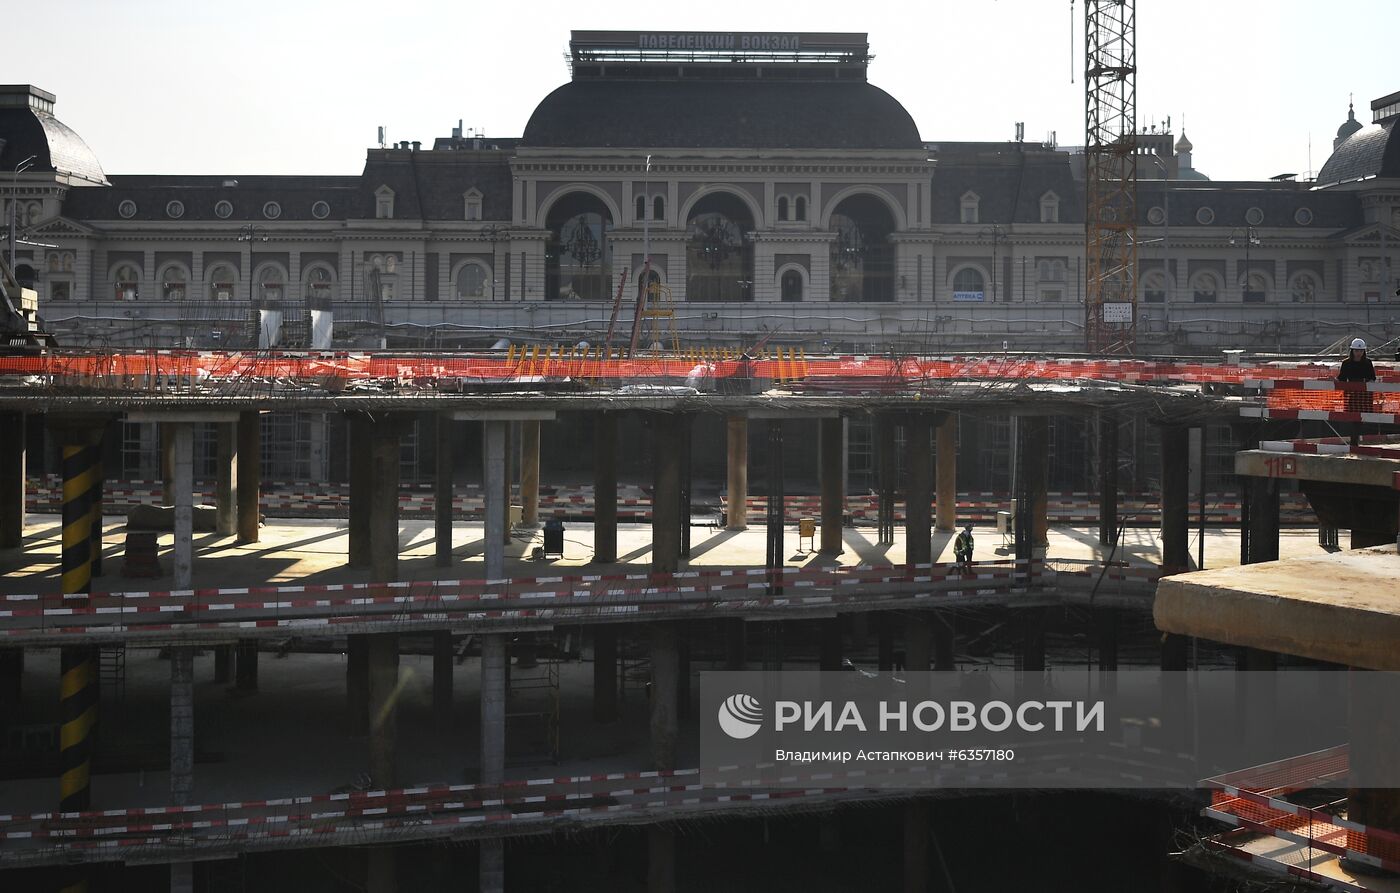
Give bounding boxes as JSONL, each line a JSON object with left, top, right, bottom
{"left": 0, "top": 515, "right": 1338, "bottom": 595}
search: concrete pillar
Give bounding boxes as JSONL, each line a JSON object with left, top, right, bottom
{"left": 236, "top": 411, "right": 261, "bottom": 543}
{"left": 1245, "top": 477, "right": 1280, "bottom": 564}
{"left": 432, "top": 631, "right": 453, "bottom": 721}
{"left": 478, "top": 632, "right": 508, "bottom": 893}
{"left": 593, "top": 626, "right": 618, "bottom": 722}
{"left": 1098, "top": 411, "right": 1119, "bottom": 547}
{"left": 725, "top": 414, "right": 748, "bottom": 530}
{"left": 650, "top": 622, "right": 679, "bottom": 771}
{"left": 935, "top": 413, "right": 958, "bottom": 532}
{"left": 819, "top": 417, "right": 844, "bottom": 554}
{"left": 483, "top": 421, "right": 507, "bottom": 581}
{"left": 932, "top": 613, "right": 955, "bottom": 671}
{"left": 501, "top": 422, "right": 513, "bottom": 547}
{"left": 348, "top": 414, "right": 372, "bottom": 568}
{"left": 367, "top": 849, "right": 396, "bottom": 893}
{"left": 1346, "top": 669, "right": 1400, "bottom": 845}
{"left": 347, "top": 634, "right": 369, "bottom": 734}
{"left": 1160, "top": 425, "right": 1191, "bottom": 574}
{"left": 170, "top": 646, "right": 194, "bottom": 805}
{"left": 819, "top": 618, "right": 843, "bottom": 671}
{"left": 435, "top": 416, "right": 453, "bottom": 567}
{"left": 905, "top": 614, "right": 931, "bottom": 672}
{"left": 877, "top": 616, "right": 895, "bottom": 672}
{"left": 594, "top": 413, "right": 618, "bottom": 563}
{"left": 172, "top": 423, "right": 194, "bottom": 590}
{"left": 905, "top": 415, "right": 933, "bottom": 565}
{"left": 648, "top": 826, "right": 677, "bottom": 893}
{"left": 215, "top": 422, "right": 237, "bottom": 537}
{"left": 520, "top": 419, "right": 540, "bottom": 526}
{"left": 1020, "top": 607, "right": 1047, "bottom": 673}
{"left": 0, "top": 411, "right": 24, "bottom": 549}
{"left": 369, "top": 420, "right": 402, "bottom": 583}
{"left": 235, "top": 639, "right": 258, "bottom": 692}
{"left": 212, "top": 644, "right": 232, "bottom": 684}
{"left": 765, "top": 419, "right": 786, "bottom": 593}
{"left": 903, "top": 801, "right": 929, "bottom": 893}
{"left": 876, "top": 415, "right": 897, "bottom": 544}
{"left": 0, "top": 648, "right": 24, "bottom": 736}
{"left": 367, "top": 633, "right": 399, "bottom": 788}
{"left": 652, "top": 415, "right": 683, "bottom": 575}
{"left": 1020, "top": 417, "right": 1050, "bottom": 548}
{"left": 1160, "top": 633, "right": 1189, "bottom": 671}
{"left": 161, "top": 423, "right": 175, "bottom": 504}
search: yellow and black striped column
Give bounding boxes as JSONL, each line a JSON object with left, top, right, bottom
{"left": 59, "top": 440, "right": 101, "bottom": 814}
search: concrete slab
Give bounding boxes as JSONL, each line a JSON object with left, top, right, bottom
{"left": 1154, "top": 546, "right": 1400, "bottom": 669}
{"left": 1236, "top": 449, "right": 1400, "bottom": 488}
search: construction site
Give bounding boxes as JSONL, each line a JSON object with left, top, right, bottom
{"left": 3, "top": 5, "right": 1400, "bottom": 893}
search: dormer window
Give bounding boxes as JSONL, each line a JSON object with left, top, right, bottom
{"left": 1039, "top": 191, "right": 1060, "bottom": 224}
{"left": 375, "top": 185, "right": 395, "bottom": 220}
{"left": 464, "top": 188, "right": 483, "bottom": 221}
{"left": 960, "top": 191, "right": 980, "bottom": 224}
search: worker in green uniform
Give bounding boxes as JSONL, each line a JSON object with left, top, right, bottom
{"left": 953, "top": 524, "right": 974, "bottom": 571}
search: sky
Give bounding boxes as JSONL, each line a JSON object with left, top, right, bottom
{"left": 7, "top": 0, "right": 1397, "bottom": 181}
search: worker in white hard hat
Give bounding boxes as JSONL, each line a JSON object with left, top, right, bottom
{"left": 1337, "top": 338, "right": 1377, "bottom": 446}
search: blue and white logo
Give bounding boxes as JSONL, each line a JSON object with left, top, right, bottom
{"left": 718, "top": 693, "right": 764, "bottom": 739}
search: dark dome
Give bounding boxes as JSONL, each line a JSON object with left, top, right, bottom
{"left": 0, "top": 86, "right": 108, "bottom": 185}
{"left": 1317, "top": 121, "right": 1400, "bottom": 187}
{"left": 522, "top": 79, "right": 922, "bottom": 150}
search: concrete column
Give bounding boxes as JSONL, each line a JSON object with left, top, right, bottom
{"left": 236, "top": 411, "right": 261, "bottom": 543}
{"left": 1160, "top": 633, "right": 1189, "bottom": 671}
{"left": 1095, "top": 608, "right": 1119, "bottom": 672}
{"left": 172, "top": 423, "right": 194, "bottom": 590}
{"left": 213, "top": 645, "right": 233, "bottom": 684}
{"left": 170, "top": 646, "right": 194, "bottom": 805}
{"left": 592, "top": 626, "right": 619, "bottom": 724}
{"left": 348, "top": 415, "right": 372, "bottom": 568}
{"left": 1346, "top": 669, "right": 1400, "bottom": 844}
{"left": 501, "top": 422, "right": 513, "bottom": 546}
{"left": 904, "top": 415, "right": 933, "bottom": 565}
{"left": 1160, "top": 425, "right": 1191, "bottom": 574}
{"left": 650, "top": 623, "right": 679, "bottom": 771}
{"left": 1098, "top": 411, "right": 1119, "bottom": 547}
{"left": 367, "top": 849, "right": 396, "bottom": 893}
{"left": 652, "top": 415, "right": 683, "bottom": 575}
{"left": 1021, "top": 417, "right": 1050, "bottom": 548}
{"left": 520, "top": 419, "right": 540, "bottom": 526}
{"left": 935, "top": 413, "right": 957, "bottom": 532}
{"left": 367, "top": 633, "right": 399, "bottom": 788}
{"left": 0, "top": 411, "right": 24, "bottom": 549}
{"left": 932, "top": 613, "right": 955, "bottom": 671}
{"left": 235, "top": 640, "right": 258, "bottom": 692}
{"left": 905, "top": 614, "right": 931, "bottom": 672}
{"left": 819, "top": 618, "right": 843, "bottom": 671}
{"left": 876, "top": 415, "right": 897, "bottom": 544}
{"left": 161, "top": 424, "right": 175, "bottom": 504}
{"left": 1245, "top": 477, "right": 1280, "bottom": 564}
{"left": 725, "top": 414, "right": 748, "bottom": 530}
{"left": 819, "top": 417, "right": 844, "bottom": 554}
{"left": 478, "top": 630, "right": 508, "bottom": 893}
{"left": 594, "top": 413, "right": 618, "bottom": 563}
{"left": 1020, "top": 607, "right": 1047, "bottom": 673}
{"left": 903, "top": 801, "right": 929, "bottom": 893}
{"left": 215, "top": 422, "right": 237, "bottom": 537}
{"left": 435, "top": 415, "right": 453, "bottom": 567}
{"left": 877, "top": 616, "right": 895, "bottom": 672}
{"left": 724, "top": 618, "right": 747, "bottom": 671}
{"left": 369, "top": 420, "right": 402, "bottom": 583}
{"left": 432, "top": 630, "right": 453, "bottom": 721}
{"left": 483, "top": 421, "right": 507, "bottom": 581}
{"left": 347, "top": 634, "right": 369, "bottom": 734}
{"left": 648, "top": 827, "right": 676, "bottom": 893}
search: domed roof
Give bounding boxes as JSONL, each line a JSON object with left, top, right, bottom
{"left": 0, "top": 86, "right": 108, "bottom": 185}
{"left": 1337, "top": 101, "right": 1364, "bottom": 141}
{"left": 522, "top": 79, "right": 923, "bottom": 150}
{"left": 1174, "top": 132, "right": 1193, "bottom": 153}
{"left": 1317, "top": 120, "right": 1400, "bottom": 187}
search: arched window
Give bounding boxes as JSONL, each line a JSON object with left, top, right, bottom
{"left": 1191, "top": 271, "right": 1220, "bottom": 304}
{"left": 777, "top": 196, "right": 790, "bottom": 221}
{"left": 794, "top": 195, "right": 807, "bottom": 221}
{"left": 635, "top": 195, "right": 647, "bottom": 221}
{"left": 1241, "top": 270, "right": 1270, "bottom": 304}
{"left": 780, "top": 269, "right": 803, "bottom": 302}
{"left": 1142, "top": 270, "right": 1168, "bottom": 303}
{"left": 829, "top": 194, "right": 896, "bottom": 302}
{"left": 653, "top": 195, "right": 665, "bottom": 222}
{"left": 112, "top": 264, "right": 140, "bottom": 301}
{"left": 306, "top": 266, "right": 335, "bottom": 306}
{"left": 545, "top": 192, "right": 612, "bottom": 301}
{"left": 257, "top": 265, "right": 285, "bottom": 304}
{"left": 366, "top": 254, "right": 397, "bottom": 302}
{"left": 208, "top": 264, "right": 237, "bottom": 302}
{"left": 686, "top": 191, "right": 754, "bottom": 302}
{"left": 455, "top": 261, "right": 491, "bottom": 300}
{"left": 952, "top": 267, "right": 985, "bottom": 300}
{"left": 160, "top": 265, "right": 188, "bottom": 301}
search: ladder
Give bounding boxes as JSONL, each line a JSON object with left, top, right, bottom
{"left": 98, "top": 644, "right": 126, "bottom": 724}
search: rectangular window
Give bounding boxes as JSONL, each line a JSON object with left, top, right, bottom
{"left": 1040, "top": 289, "right": 1062, "bottom": 302}
{"left": 960, "top": 206, "right": 978, "bottom": 224}
{"left": 50, "top": 281, "right": 71, "bottom": 301}
{"left": 1193, "top": 290, "right": 1217, "bottom": 303}
{"left": 1243, "top": 290, "right": 1265, "bottom": 303}
{"left": 1144, "top": 289, "right": 1165, "bottom": 303}
{"left": 1040, "top": 205, "right": 1058, "bottom": 223}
